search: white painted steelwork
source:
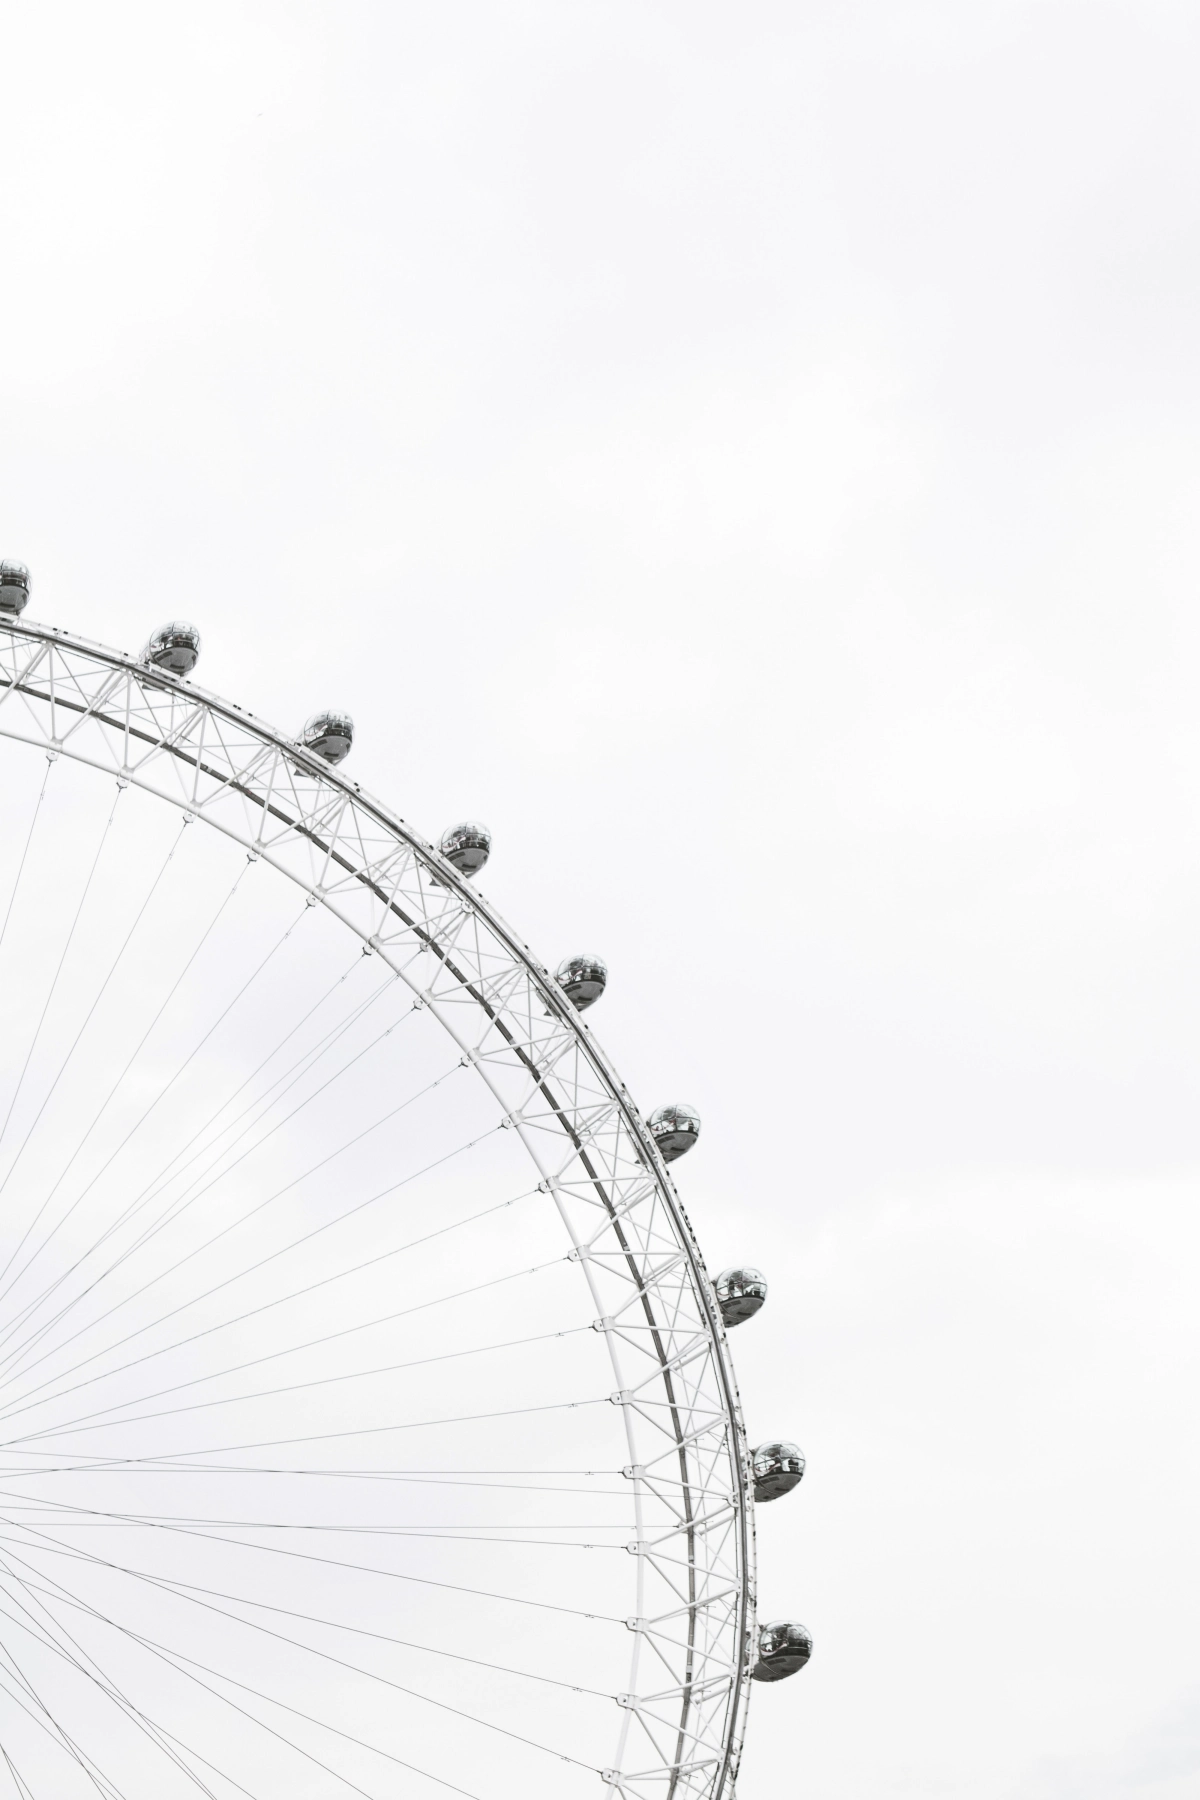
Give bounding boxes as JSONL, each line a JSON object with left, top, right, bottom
{"left": 0, "top": 614, "right": 758, "bottom": 1800}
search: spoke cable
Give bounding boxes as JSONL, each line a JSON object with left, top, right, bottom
{"left": 9, "top": 1394, "right": 611, "bottom": 1456}
{"left": 0, "top": 785, "right": 123, "bottom": 1175}
{"left": 4, "top": 1527, "right": 618, "bottom": 1697}
{"left": 0, "top": 1509, "right": 627, "bottom": 1625}
{"left": 0, "top": 1631, "right": 123, "bottom": 1799}
{"left": 1, "top": 1515, "right": 633, "bottom": 1549}
{"left": 0, "top": 948, "right": 390, "bottom": 1389}
{"left": 0, "top": 1103, "right": 495, "bottom": 1422}
{"left": 49, "top": 961, "right": 410, "bottom": 1303}
{"left": 107, "top": 950, "right": 376, "bottom": 1230}
{"left": 9, "top": 1319, "right": 588, "bottom": 1442}
{"left": 20, "top": 981, "right": 431, "bottom": 1363}
{"left": 0, "top": 1460, "right": 632, "bottom": 1496}
{"left": 0, "top": 756, "right": 53, "bottom": 968}
{"left": 0, "top": 1742, "right": 34, "bottom": 1800}
{"left": 0, "top": 979, "right": 424, "bottom": 1398}
{"left": 0, "top": 1565, "right": 223, "bottom": 1800}
{"left": 0, "top": 891, "right": 308, "bottom": 1330}
{"left": 0, "top": 1532, "right": 605, "bottom": 1774}
{"left": 0, "top": 1537, "right": 483, "bottom": 1800}
{"left": 0, "top": 1184, "right": 545, "bottom": 1434}
{"left": 0, "top": 818, "right": 187, "bottom": 1275}
{"left": 0, "top": 860, "right": 255, "bottom": 1356}
{"left": 0, "top": 1571, "right": 354, "bottom": 1800}
{"left": 0, "top": 1530, "right": 623, "bottom": 1787}
{"left": 0, "top": 1247, "right": 567, "bottom": 1455}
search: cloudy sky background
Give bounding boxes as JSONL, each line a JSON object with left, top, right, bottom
{"left": 2, "top": 2, "right": 1200, "bottom": 1794}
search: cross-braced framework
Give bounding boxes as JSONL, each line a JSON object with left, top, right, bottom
{"left": 0, "top": 615, "right": 757, "bottom": 1800}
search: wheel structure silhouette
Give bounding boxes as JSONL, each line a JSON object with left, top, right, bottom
{"left": 0, "top": 576, "right": 809, "bottom": 1800}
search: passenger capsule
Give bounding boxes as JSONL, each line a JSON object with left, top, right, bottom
{"left": 752, "top": 1441, "right": 805, "bottom": 1503}
{"left": 751, "top": 1620, "right": 813, "bottom": 1682}
{"left": 715, "top": 1266, "right": 767, "bottom": 1327}
{"left": 648, "top": 1103, "right": 701, "bottom": 1163}
{"left": 143, "top": 620, "right": 201, "bottom": 675}
{"left": 555, "top": 954, "right": 607, "bottom": 1011}
{"left": 301, "top": 710, "right": 354, "bottom": 765}
{"left": 440, "top": 822, "right": 492, "bottom": 877}
{"left": 0, "top": 562, "right": 30, "bottom": 615}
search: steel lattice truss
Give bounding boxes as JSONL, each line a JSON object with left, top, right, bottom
{"left": 0, "top": 616, "right": 756, "bottom": 1800}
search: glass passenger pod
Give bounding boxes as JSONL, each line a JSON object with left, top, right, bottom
{"left": 648, "top": 1102, "right": 701, "bottom": 1163}
{"left": 751, "top": 1620, "right": 813, "bottom": 1682}
{"left": 555, "top": 953, "right": 607, "bottom": 1011}
{"left": 439, "top": 821, "right": 492, "bottom": 876}
{"left": 0, "top": 562, "right": 30, "bottom": 614}
{"left": 301, "top": 710, "right": 355, "bottom": 765}
{"left": 143, "top": 620, "right": 202, "bottom": 675}
{"left": 752, "top": 1440, "right": 805, "bottom": 1502}
{"left": 714, "top": 1266, "right": 767, "bottom": 1327}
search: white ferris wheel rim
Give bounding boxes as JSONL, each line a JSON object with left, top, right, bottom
{"left": 0, "top": 613, "right": 756, "bottom": 1800}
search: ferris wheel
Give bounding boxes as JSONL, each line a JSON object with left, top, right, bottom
{"left": 0, "top": 559, "right": 810, "bottom": 1800}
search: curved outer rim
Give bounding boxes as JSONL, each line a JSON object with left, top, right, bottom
{"left": 0, "top": 614, "right": 756, "bottom": 1800}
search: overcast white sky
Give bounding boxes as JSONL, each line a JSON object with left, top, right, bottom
{"left": 2, "top": 2, "right": 1200, "bottom": 1795}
